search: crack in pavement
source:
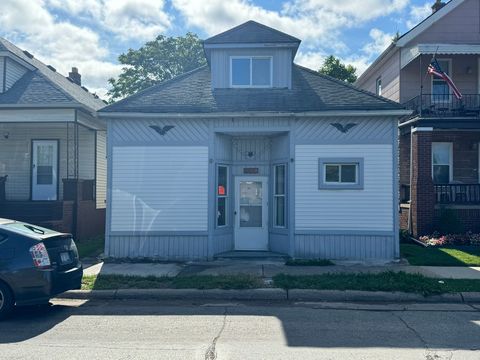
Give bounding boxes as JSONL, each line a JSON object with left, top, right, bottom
{"left": 205, "top": 307, "right": 228, "bottom": 360}
{"left": 391, "top": 312, "right": 429, "bottom": 348}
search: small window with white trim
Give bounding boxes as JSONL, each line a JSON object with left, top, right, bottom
{"left": 376, "top": 77, "right": 382, "bottom": 96}
{"left": 318, "top": 158, "right": 364, "bottom": 190}
{"left": 273, "top": 164, "right": 286, "bottom": 227}
{"left": 230, "top": 56, "right": 272, "bottom": 87}
{"left": 217, "top": 165, "right": 229, "bottom": 227}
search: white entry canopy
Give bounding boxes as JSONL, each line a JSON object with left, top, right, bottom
{"left": 401, "top": 44, "right": 480, "bottom": 69}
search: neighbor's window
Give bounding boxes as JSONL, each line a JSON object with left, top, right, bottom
{"left": 274, "top": 164, "right": 286, "bottom": 227}
{"left": 376, "top": 77, "right": 382, "bottom": 96}
{"left": 432, "top": 142, "right": 452, "bottom": 184}
{"left": 432, "top": 59, "right": 451, "bottom": 103}
{"left": 231, "top": 57, "right": 272, "bottom": 87}
{"left": 217, "top": 165, "right": 229, "bottom": 227}
{"left": 318, "top": 158, "right": 364, "bottom": 190}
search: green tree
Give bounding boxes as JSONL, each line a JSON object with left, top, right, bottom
{"left": 318, "top": 55, "right": 357, "bottom": 83}
{"left": 108, "top": 32, "right": 206, "bottom": 101}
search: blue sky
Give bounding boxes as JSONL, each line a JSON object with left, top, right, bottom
{"left": 0, "top": 0, "right": 434, "bottom": 99}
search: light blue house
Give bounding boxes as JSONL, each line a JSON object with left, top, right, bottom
{"left": 99, "top": 21, "right": 410, "bottom": 261}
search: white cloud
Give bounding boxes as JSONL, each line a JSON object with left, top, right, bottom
{"left": 295, "top": 51, "right": 326, "bottom": 70}
{"left": 46, "top": 0, "right": 172, "bottom": 41}
{"left": 172, "top": 0, "right": 409, "bottom": 51}
{"left": 407, "top": 2, "right": 431, "bottom": 29}
{"left": 362, "top": 28, "right": 394, "bottom": 57}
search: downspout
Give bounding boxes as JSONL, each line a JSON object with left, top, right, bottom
{"left": 72, "top": 110, "right": 79, "bottom": 239}
{"left": 407, "top": 126, "right": 413, "bottom": 235}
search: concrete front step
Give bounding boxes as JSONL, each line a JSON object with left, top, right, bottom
{"left": 214, "top": 251, "right": 289, "bottom": 261}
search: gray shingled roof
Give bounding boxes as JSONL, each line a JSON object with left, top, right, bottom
{"left": 204, "top": 20, "right": 300, "bottom": 44}
{"left": 0, "top": 37, "right": 105, "bottom": 111}
{"left": 101, "top": 64, "right": 404, "bottom": 114}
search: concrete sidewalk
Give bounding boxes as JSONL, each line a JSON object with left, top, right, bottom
{"left": 82, "top": 259, "right": 480, "bottom": 280}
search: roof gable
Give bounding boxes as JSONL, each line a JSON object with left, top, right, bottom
{"left": 204, "top": 20, "right": 300, "bottom": 45}
{"left": 0, "top": 37, "right": 106, "bottom": 111}
{"left": 396, "top": 0, "right": 465, "bottom": 46}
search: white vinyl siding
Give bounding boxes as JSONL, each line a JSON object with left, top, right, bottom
{"left": 78, "top": 126, "right": 95, "bottom": 180}
{"left": 111, "top": 146, "right": 208, "bottom": 232}
{"left": 95, "top": 130, "right": 107, "bottom": 209}
{"left": 295, "top": 144, "right": 393, "bottom": 231}
{"left": 0, "top": 57, "right": 4, "bottom": 92}
{"left": 5, "top": 58, "right": 28, "bottom": 91}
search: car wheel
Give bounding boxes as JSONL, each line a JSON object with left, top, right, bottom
{"left": 0, "top": 282, "right": 14, "bottom": 320}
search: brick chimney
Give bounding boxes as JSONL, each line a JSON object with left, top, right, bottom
{"left": 68, "top": 67, "right": 81, "bottom": 86}
{"left": 431, "top": 0, "right": 446, "bottom": 13}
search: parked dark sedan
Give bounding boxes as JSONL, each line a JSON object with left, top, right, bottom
{"left": 0, "top": 218, "right": 82, "bottom": 319}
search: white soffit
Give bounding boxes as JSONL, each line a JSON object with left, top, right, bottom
{"left": 401, "top": 44, "right": 480, "bottom": 68}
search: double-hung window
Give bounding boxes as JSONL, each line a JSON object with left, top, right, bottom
{"left": 231, "top": 57, "right": 272, "bottom": 87}
{"left": 273, "top": 164, "right": 286, "bottom": 227}
{"left": 217, "top": 165, "right": 229, "bottom": 227}
{"left": 432, "top": 142, "right": 452, "bottom": 184}
{"left": 318, "top": 158, "right": 364, "bottom": 190}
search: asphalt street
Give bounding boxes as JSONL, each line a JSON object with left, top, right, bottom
{"left": 0, "top": 299, "right": 479, "bottom": 360}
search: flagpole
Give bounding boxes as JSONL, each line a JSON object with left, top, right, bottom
{"left": 420, "top": 55, "right": 423, "bottom": 117}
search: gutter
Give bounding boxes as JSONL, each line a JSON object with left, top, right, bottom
{"left": 98, "top": 109, "right": 413, "bottom": 119}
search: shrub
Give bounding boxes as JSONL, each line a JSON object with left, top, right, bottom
{"left": 418, "top": 232, "right": 480, "bottom": 247}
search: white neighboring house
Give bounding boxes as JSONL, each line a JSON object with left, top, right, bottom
{"left": 99, "top": 21, "right": 411, "bottom": 261}
{"left": 0, "top": 37, "right": 107, "bottom": 239}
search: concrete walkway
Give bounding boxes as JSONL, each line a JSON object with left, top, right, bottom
{"left": 82, "top": 259, "right": 480, "bottom": 280}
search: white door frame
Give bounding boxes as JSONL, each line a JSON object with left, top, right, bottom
{"left": 234, "top": 176, "right": 269, "bottom": 251}
{"left": 31, "top": 139, "right": 59, "bottom": 201}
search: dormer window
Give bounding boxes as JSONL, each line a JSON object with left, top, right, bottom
{"left": 230, "top": 56, "right": 272, "bottom": 88}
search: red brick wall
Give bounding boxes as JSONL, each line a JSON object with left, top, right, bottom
{"left": 399, "top": 205, "right": 409, "bottom": 230}
{"left": 76, "top": 200, "right": 106, "bottom": 240}
{"left": 410, "top": 130, "right": 435, "bottom": 237}
{"left": 399, "top": 133, "right": 411, "bottom": 186}
{"left": 434, "top": 207, "right": 480, "bottom": 233}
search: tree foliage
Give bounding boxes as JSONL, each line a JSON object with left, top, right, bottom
{"left": 107, "top": 32, "right": 206, "bottom": 101}
{"left": 318, "top": 55, "right": 357, "bottom": 83}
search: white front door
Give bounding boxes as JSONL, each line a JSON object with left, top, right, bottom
{"left": 32, "top": 140, "right": 58, "bottom": 200}
{"left": 234, "top": 176, "right": 268, "bottom": 250}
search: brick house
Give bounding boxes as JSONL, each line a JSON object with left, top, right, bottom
{"left": 356, "top": 0, "right": 480, "bottom": 237}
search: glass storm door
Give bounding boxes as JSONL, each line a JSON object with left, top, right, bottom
{"left": 234, "top": 176, "right": 268, "bottom": 250}
{"left": 32, "top": 140, "right": 58, "bottom": 200}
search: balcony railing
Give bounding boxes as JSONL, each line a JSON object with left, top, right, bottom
{"left": 403, "top": 94, "right": 480, "bottom": 119}
{"left": 434, "top": 184, "right": 480, "bottom": 205}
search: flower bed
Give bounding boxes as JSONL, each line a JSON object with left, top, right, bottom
{"left": 418, "top": 232, "right": 480, "bottom": 247}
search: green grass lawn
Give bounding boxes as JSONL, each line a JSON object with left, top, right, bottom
{"left": 82, "top": 274, "right": 263, "bottom": 290}
{"left": 273, "top": 271, "right": 480, "bottom": 296}
{"left": 76, "top": 236, "right": 105, "bottom": 259}
{"left": 401, "top": 244, "right": 480, "bottom": 266}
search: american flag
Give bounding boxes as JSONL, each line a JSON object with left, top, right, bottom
{"left": 427, "top": 59, "right": 462, "bottom": 100}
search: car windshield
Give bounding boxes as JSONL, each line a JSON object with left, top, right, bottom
{"left": 3, "top": 222, "right": 58, "bottom": 237}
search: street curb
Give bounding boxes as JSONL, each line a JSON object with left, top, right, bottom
{"left": 57, "top": 288, "right": 477, "bottom": 303}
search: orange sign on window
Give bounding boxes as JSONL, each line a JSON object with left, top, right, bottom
{"left": 218, "top": 186, "right": 226, "bottom": 195}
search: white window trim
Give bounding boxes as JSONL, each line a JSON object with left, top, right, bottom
{"left": 431, "top": 58, "right": 452, "bottom": 104}
{"left": 432, "top": 142, "right": 453, "bottom": 183}
{"left": 230, "top": 56, "right": 273, "bottom": 88}
{"left": 216, "top": 164, "right": 229, "bottom": 228}
{"left": 273, "top": 163, "right": 286, "bottom": 228}
{"left": 318, "top": 158, "right": 364, "bottom": 190}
